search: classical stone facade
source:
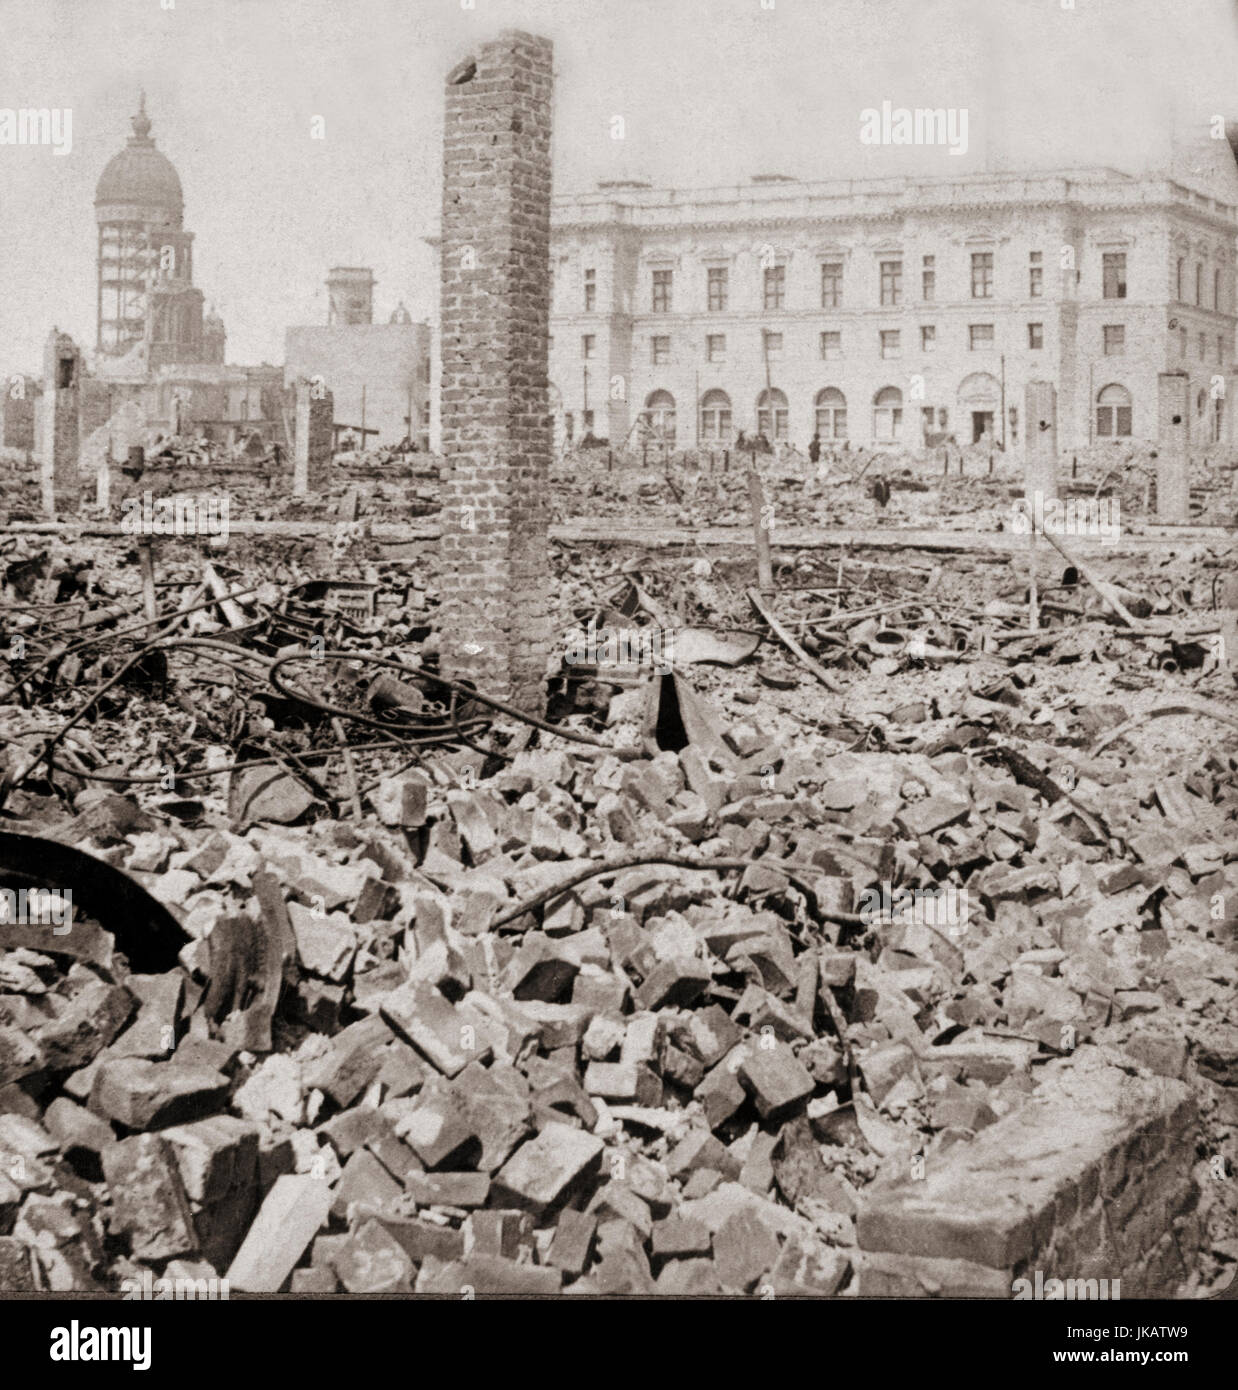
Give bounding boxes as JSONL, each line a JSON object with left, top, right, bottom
{"left": 438, "top": 31, "right": 554, "bottom": 714}
{"left": 549, "top": 168, "right": 1238, "bottom": 453}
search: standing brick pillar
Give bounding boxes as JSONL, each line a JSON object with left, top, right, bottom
{"left": 1155, "top": 372, "right": 1190, "bottom": 522}
{"left": 41, "top": 329, "right": 80, "bottom": 517}
{"left": 293, "top": 380, "right": 333, "bottom": 496}
{"left": 438, "top": 31, "right": 554, "bottom": 714}
{"left": 1023, "top": 380, "right": 1058, "bottom": 506}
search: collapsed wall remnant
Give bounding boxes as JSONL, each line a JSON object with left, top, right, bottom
{"left": 437, "top": 30, "right": 555, "bottom": 714}
{"left": 40, "top": 328, "right": 80, "bottom": 517}
{"left": 91, "top": 400, "right": 147, "bottom": 512}
{"left": 856, "top": 1061, "right": 1199, "bottom": 1297}
{"left": 1156, "top": 372, "right": 1191, "bottom": 522}
{"left": 293, "top": 380, "right": 333, "bottom": 496}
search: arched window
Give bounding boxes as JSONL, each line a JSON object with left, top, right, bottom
{"left": 642, "top": 389, "right": 676, "bottom": 442}
{"left": 1095, "top": 383, "right": 1132, "bottom": 438}
{"left": 699, "top": 389, "right": 732, "bottom": 442}
{"left": 814, "top": 388, "right": 847, "bottom": 440}
{"left": 873, "top": 386, "right": 903, "bottom": 443}
{"left": 757, "top": 388, "right": 788, "bottom": 440}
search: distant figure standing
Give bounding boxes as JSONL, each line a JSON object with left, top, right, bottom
{"left": 808, "top": 433, "right": 821, "bottom": 465}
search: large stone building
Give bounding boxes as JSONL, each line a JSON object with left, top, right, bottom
{"left": 548, "top": 166, "right": 1238, "bottom": 453}
{"left": 286, "top": 269, "right": 431, "bottom": 450}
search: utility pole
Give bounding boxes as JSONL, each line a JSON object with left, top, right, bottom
{"left": 694, "top": 368, "right": 700, "bottom": 449}
{"left": 1000, "top": 353, "right": 1007, "bottom": 450}
{"left": 762, "top": 331, "right": 773, "bottom": 438}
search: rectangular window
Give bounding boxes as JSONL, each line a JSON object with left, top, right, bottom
{"left": 707, "top": 266, "right": 728, "bottom": 312}
{"left": 706, "top": 333, "right": 726, "bottom": 363}
{"left": 1200, "top": 332, "right": 1207, "bottom": 359}
{"left": 821, "top": 260, "right": 843, "bottom": 308}
{"left": 582, "top": 409, "right": 595, "bottom": 433}
{"left": 584, "top": 268, "right": 596, "bottom": 312}
{"left": 1028, "top": 322, "right": 1043, "bottom": 349}
{"left": 763, "top": 264, "right": 786, "bottom": 310}
{"left": 651, "top": 335, "right": 670, "bottom": 365}
{"left": 763, "top": 331, "right": 783, "bottom": 359}
{"left": 922, "top": 406, "right": 936, "bottom": 437}
{"left": 1219, "top": 334, "right": 1225, "bottom": 363}
{"left": 971, "top": 251, "right": 994, "bottom": 299}
{"left": 880, "top": 260, "right": 903, "bottom": 307}
{"left": 1215, "top": 268, "right": 1222, "bottom": 310}
{"left": 1102, "top": 325, "right": 1124, "bottom": 355}
{"left": 1029, "top": 251, "right": 1043, "bottom": 298}
{"left": 969, "top": 323, "right": 994, "bottom": 350}
{"left": 700, "top": 402, "right": 731, "bottom": 441}
{"left": 1177, "top": 258, "right": 1184, "bottom": 301}
{"left": 758, "top": 398, "right": 789, "bottom": 440}
{"left": 1180, "top": 327, "right": 1188, "bottom": 356}
{"left": 1195, "top": 264, "right": 1203, "bottom": 306}
{"left": 920, "top": 325, "right": 935, "bottom": 352}
{"left": 880, "top": 329, "right": 901, "bottom": 359}
{"left": 651, "top": 268, "right": 672, "bottom": 313}
{"left": 581, "top": 334, "right": 596, "bottom": 359}
{"left": 874, "top": 403, "right": 902, "bottom": 443}
{"left": 819, "top": 330, "right": 841, "bottom": 360}
{"left": 922, "top": 255, "right": 935, "bottom": 302}
{"left": 1103, "top": 252, "right": 1127, "bottom": 299}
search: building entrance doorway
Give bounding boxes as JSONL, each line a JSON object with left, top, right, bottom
{"left": 971, "top": 411, "right": 994, "bottom": 443}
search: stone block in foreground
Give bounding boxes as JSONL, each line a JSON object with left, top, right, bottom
{"left": 855, "top": 1059, "right": 1199, "bottom": 1297}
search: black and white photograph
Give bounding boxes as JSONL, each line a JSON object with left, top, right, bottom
{"left": 0, "top": 0, "right": 1235, "bottom": 1352}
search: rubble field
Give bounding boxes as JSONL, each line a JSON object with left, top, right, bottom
{"left": 0, "top": 449, "right": 1234, "bottom": 1297}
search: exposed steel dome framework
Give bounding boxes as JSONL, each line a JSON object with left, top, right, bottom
{"left": 94, "top": 94, "right": 205, "bottom": 364}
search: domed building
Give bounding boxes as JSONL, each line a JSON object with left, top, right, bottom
{"left": 95, "top": 94, "right": 208, "bottom": 368}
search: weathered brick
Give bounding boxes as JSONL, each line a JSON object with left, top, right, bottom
{"left": 438, "top": 31, "right": 555, "bottom": 714}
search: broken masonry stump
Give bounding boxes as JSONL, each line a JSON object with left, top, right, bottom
{"left": 747, "top": 469, "right": 774, "bottom": 592}
{"left": 41, "top": 329, "right": 81, "bottom": 519}
{"left": 854, "top": 1062, "right": 1199, "bottom": 1297}
{"left": 1023, "top": 380, "right": 1058, "bottom": 506}
{"left": 438, "top": 30, "right": 555, "bottom": 716}
{"left": 293, "top": 380, "right": 333, "bottom": 496}
{"left": 1155, "top": 372, "right": 1190, "bottom": 522}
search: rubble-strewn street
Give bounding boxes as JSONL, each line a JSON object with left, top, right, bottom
{"left": 2, "top": 0, "right": 1237, "bottom": 1330}
{"left": 0, "top": 443, "right": 1234, "bottom": 1297}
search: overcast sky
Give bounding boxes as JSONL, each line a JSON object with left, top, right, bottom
{"left": 1, "top": 0, "right": 1236, "bottom": 374}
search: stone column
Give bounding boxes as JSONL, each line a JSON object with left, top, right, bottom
{"left": 1155, "top": 372, "right": 1190, "bottom": 522}
{"left": 40, "top": 329, "right": 80, "bottom": 517}
{"left": 437, "top": 30, "right": 554, "bottom": 714}
{"left": 293, "top": 380, "right": 333, "bottom": 496}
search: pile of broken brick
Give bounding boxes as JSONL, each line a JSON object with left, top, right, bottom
{"left": 1, "top": 667, "right": 1235, "bottom": 1296}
